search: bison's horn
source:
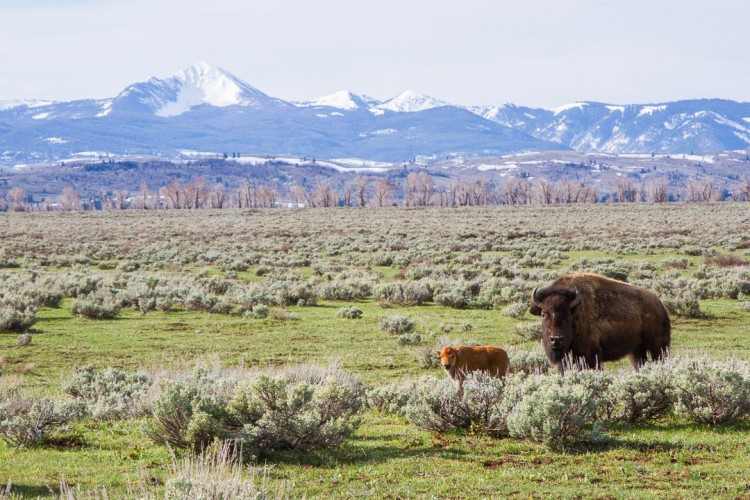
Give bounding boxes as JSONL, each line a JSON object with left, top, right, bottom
{"left": 532, "top": 287, "right": 542, "bottom": 305}
{"left": 569, "top": 288, "right": 582, "bottom": 309}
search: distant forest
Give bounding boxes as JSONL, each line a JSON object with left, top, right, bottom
{"left": 2, "top": 157, "right": 750, "bottom": 211}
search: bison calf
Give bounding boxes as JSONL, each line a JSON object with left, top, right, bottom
{"left": 437, "top": 345, "right": 510, "bottom": 396}
{"left": 530, "top": 273, "right": 671, "bottom": 375}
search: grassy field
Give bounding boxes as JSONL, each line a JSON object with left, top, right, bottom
{"left": 1, "top": 204, "right": 750, "bottom": 498}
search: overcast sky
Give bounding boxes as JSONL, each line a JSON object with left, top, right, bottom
{"left": 2, "top": 0, "right": 748, "bottom": 108}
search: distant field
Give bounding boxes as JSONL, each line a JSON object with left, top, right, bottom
{"left": 1, "top": 204, "right": 750, "bottom": 497}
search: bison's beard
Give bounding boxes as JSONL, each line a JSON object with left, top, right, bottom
{"left": 543, "top": 342, "right": 568, "bottom": 363}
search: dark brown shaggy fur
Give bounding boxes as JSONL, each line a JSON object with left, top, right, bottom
{"left": 530, "top": 273, "right": 671, "bottom": 375}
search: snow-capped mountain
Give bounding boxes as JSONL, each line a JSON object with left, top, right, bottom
{"left": 1, "top": 62, "right": 750, "bottom": 167}
{"left": 106, "top": 62, "right": 289, "bottom": 117}
{"left": 374, "top": 91, "right": 448, "bottom": 113}
{"left": 476, "top": 100, "right": 750, "bottom": 153}
{"left": 296, "top": 90, "right": 380, "bottom": 110}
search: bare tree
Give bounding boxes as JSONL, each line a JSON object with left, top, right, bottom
{"left": 160, "top": 178, "right": 183, "bottom": 209}
{"left": 207, "top": 184, "right": 227, "bottom": 209}
{"left": 313, "top": 180, "right": 338, "bottom": 207}
{"left": 404, "top": 171, "right": 433, "bottom": 206}
{"left": 113, "top": 190, "right": 129, "bottom": 210}
{"left": 557, "top": 178, "right": 596, "bottom": 204}
{"left": 288, "top": 185, "right": 312, "bottom": 207}
{"left": 350, "top": 176, "right": 370, "bottom": 207}
{"left": 133, "top": 181, "right": 156, "bottom": 209}
{"left": 500, "top": 177, "right": 531, "bottom": 205}
{"left": 58, "top": 187, "right": 83, "bottom": 211}
{"left": 738, "top": 176, "right": 750, "bottom": 202}
{"left": 256, "top": 185, "right": 277, "bottom": 208}
{"left": 535, "top": 178, "right": 556, "bottom": 205}
{"left": 646, "top": 178, "right": 669, "bottom": 203}
{"left": 6, "top": 187, "right": 28, "bottom": 212}
{"left": 685, "top": 176, "right": 717, "bottom": 202}
{"left": 183, "top": 178, "right": 207, "bottom": 209}
{"left": 372, "top": 179, "right": 396, "bottom": 207}
{"left": 468, "top": 177, "right": 492, "bottom": 205}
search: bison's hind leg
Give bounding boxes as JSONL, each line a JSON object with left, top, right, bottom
{"left": 629, "top": 345, "right": 649, "bottom": 370}
{"left": 649, "top": 345, "right": 670, "bottom": 363}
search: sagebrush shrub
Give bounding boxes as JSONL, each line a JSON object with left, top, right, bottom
{"left": 402, "top": 373, "right": 508, "bottom": 435}
{"left": 670, "top": 359, "right": 750, "bottom": 425}
{"left": 506, "top": 378, "right": 601, "bottom": 450}
{"left": 145, "top": 381, "right": 229, "bottom": 450}
{"left": 16, "top": 333, "right": 32, "bottom": 347}
{"left": 70, "top": 288, "right": 123, "bottom": 319}
{"left": 228, "top": 372, "right": 363, "bottom": 458}
{"left": 508, "top": 348, "right": 549, "bottom": 374}
{"left": 396, "top": 332, "right": 422, "bottom": 345}
{"left": 502, "top": 301, "right": 528, "bottom": 318}
{"left": 461, "top": 372, "right": 509, "bottom": 435}
{"left": 403, "top": 378, "right": 473, "bottom": 432}
{"left": 0, "top": 388, "right": 84, "bottom": 447}
{"left": 64, "top": 366, "right": 152, "bottom": 421}
{"left": 251, "top": 304, "right": 270, "bottom": 319}
{"left": 336, "top": 307, "right": 363, "bottom": 319}
{"left": 145, "top": 365, "right": 364, "bottom": 459}
{"left": 598, "top": 363, "right": 674, "bottom": 424}
{"left": 365, "top": 384, "right": 411, "bottom": 414}
{"left": 433, "top": 280, "right": 482, "bottom": 309}
{"left": 185, "top": 290, "right": 233, "bottom": 314}
{"left": 513, "top": 322, "right": 542, "bottom": 342}
{"left": 373, "top": 282, "right": 431, "bottom": 307}
{"left": 0, "top": 299, "right": 37, "bottom": 333}
{"left": 379, "top": 314, "right": 416, "bottom": 334}
{"left": 662, "top": 290, "right": 704, "bottom": 318}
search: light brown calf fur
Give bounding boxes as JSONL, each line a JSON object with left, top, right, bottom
{"left": 437, "top": 345, "right": 510, "bottom": 395}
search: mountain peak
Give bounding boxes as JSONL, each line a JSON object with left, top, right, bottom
{"left": 111, "top": 62, "right": 279, "bottom": 117}
{"left": 375, "top": 90, "right": 448, "bottom": 113}
{"left": 152, "top": 62, "right": 270, "bottom": 117}
{"left": 298, "top": 90, "right": 379, "bottom": 110}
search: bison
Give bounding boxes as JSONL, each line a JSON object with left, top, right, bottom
{"left": 437, "top": 345, "right": 510, "bottom": 395}
{"left": 530, "top": 273, "right": 671, "bottom": 375}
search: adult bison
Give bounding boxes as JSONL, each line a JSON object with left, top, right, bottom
{"left": 530, "top": 273, "right": 671, "bottom": 375}
{"left": 437, "top": 345, "right": 510, "bottom": 395}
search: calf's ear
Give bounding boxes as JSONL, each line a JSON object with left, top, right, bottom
{"left": 530, "top": 305, "right": 542, "bottom": 316}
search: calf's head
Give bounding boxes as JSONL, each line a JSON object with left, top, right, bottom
{"left": 530, "top": 286, "right": 582, "bottom": 362}
{"left": 437, "top": 346, "right": 459, "bottom": 372}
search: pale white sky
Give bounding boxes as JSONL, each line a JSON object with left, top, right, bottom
{"left": 1, "top": 0, "right": 748, "bottom": 107}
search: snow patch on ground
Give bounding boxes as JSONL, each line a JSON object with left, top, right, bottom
{"left": 549, "top": 102, "right": 588, "bottom": 115}
{"left": 476, "top": 163, "right": 518, "bottom": 171}
{"left": 638, "top": 105, "right": 667, "bottom": 117}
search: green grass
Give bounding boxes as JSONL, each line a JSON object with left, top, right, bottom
{"left": 3, "top": 293, "right": 750, "bottom": 497}
{"left": 2, "top": 205, "right": 750, "bottom": 497}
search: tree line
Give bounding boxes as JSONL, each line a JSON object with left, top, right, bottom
{"left": 3, "top": 171, "right": 750, "bottom": 212}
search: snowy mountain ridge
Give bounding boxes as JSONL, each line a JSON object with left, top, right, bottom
{"left": 1, "top": 62, "right": 750, "bottom": 167}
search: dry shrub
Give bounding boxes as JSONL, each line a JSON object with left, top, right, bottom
{"left": 705, "top": 253, "right": 749, "bottom": 268}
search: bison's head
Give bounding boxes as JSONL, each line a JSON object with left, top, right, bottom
{"left": 437, "top": 346, "right": 459, "bottom": 373}
{"left": 530, "top": 286, "right": 582, "bottom": 363}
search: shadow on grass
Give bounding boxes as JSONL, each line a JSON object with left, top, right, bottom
{"left": 263, "top": 433, "right": 469, "bottom": 468}
{"left": 6, "top": 485, "right": 53, "bottom": 498}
